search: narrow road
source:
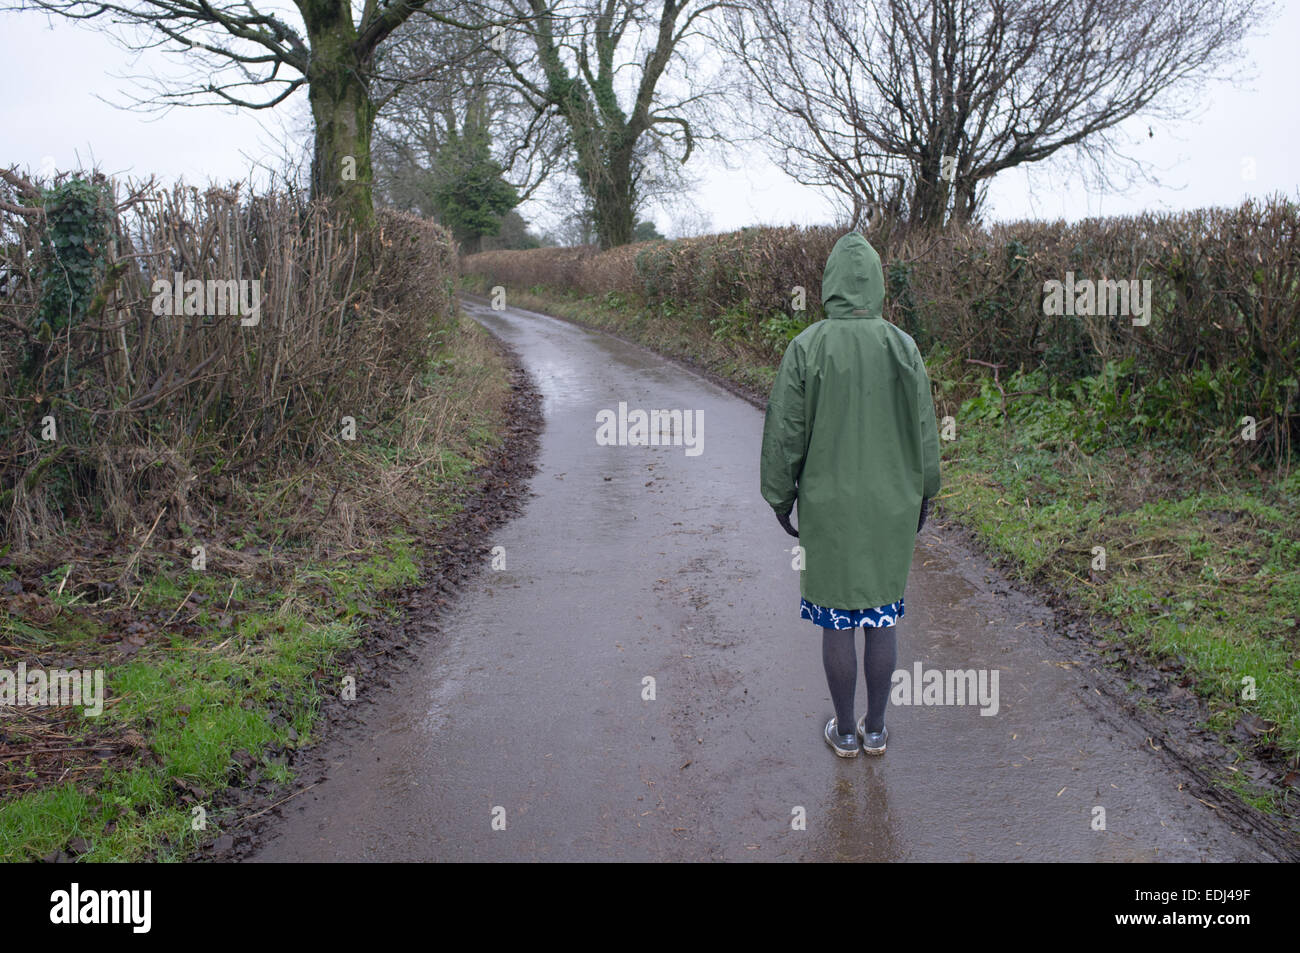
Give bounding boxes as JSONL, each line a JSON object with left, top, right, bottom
{"left": 252, "top": 298, "right": 1274, "bottom": 862}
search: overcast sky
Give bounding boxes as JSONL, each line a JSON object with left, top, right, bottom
{"left": 2, "top": 4, "right": 1297, "bottom": 238}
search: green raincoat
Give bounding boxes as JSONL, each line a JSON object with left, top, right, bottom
{"left": 760, "top": 232, "right": 941, "bottom": 610}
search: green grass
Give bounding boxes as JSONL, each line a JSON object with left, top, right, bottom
{"left": 2, "top": 610, "right": 352, "bottom": 862}
{"left": 938, "top": 379, "right": 1300, "bottom": 762}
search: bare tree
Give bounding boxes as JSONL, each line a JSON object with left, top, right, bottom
{"left": 720, "top": 0, "right": 1270, "bottom": 228}
{"left": 371, "top": 13, "right": 565, "bottom": 217}
{"left": 488, "top": 0, "right": 731, "bottom": 249}
{"left": 11, "top": 0, "right": 496, "bottom": 227}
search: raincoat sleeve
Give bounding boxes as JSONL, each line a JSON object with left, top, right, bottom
{"left": 917, "top": 355, "right": 942, "bottom": 499}
{"left": 760, "top": 339, "right": 807, "bottom": 515}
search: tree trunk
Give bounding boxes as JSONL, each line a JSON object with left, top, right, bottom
{"left": 951, "top": 181, "right": 978, "bottom": 226}
{"left": 909, "top": 155, "right": 951, "bottom": 230}
{"left": 304, "top": 7, "right": 376, "bottom": 229}
{"left": 587, "top": 145, "right": 636, "bottom": 249}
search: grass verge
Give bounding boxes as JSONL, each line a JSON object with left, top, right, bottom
{"left": 0, "top": 312, "right": 513, "bottom": 861}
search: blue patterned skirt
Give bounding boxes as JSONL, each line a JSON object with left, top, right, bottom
{"left": 801, "top": 597, "right": 904, "bottom": 629}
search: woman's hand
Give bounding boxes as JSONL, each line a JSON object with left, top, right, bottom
{"left": 776, "top": 509, "right": 799, "bottom": 538}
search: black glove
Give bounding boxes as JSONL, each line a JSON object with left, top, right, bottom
{"left": 776, "top": 509, "right": 799, "bottom": 538}
{"left": 917, "top": 496, "right": 930, "bottom": 532}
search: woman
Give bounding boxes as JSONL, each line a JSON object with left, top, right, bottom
{"left": 760, "top": 232, "right": 941, "bottom": 758}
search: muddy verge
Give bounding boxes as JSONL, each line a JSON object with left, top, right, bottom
{"left": 200, "top": 334, "right": 542, "bottom": 862}
{"left": 934, "top": 515, "right": 1300, "bottom": 860}
{"left": 463, "top": 290, "right": 1300, "bottom": 860}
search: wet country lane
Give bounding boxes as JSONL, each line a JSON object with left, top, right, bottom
{"left": 251, "top": 297, "right": 1277, "bottom": 862}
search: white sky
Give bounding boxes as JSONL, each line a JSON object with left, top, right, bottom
{"left": 2, "top": 3, "right": 1297, "bottom": 238}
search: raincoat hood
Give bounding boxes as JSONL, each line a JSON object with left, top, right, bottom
{"left": 821, "top": 232, "right": 884, "bottom": 319}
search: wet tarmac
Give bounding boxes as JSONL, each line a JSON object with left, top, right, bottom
{"left": 251, "top": 298, "right": 1277, "bottom": 862}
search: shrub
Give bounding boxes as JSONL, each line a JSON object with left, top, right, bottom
{"left": 0, "top": 176, "right": 458, "bottom": 550}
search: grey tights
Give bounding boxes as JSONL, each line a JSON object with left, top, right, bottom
{"left": 822, "top": 624, "right": 897, "bottom": 736}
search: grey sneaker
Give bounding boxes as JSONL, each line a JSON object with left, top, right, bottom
{"left": 824, "top": 717, "right": 860, "bottom": 758}
{"left": 856, "top": 715, "right": 888, "bottom": 756}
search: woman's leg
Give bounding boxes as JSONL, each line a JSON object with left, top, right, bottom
{"left": 862, "top": 623, "right": 898, "bottom": 733}
{"left": 821, "top": 625, "right": 857, "bottom": 736}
